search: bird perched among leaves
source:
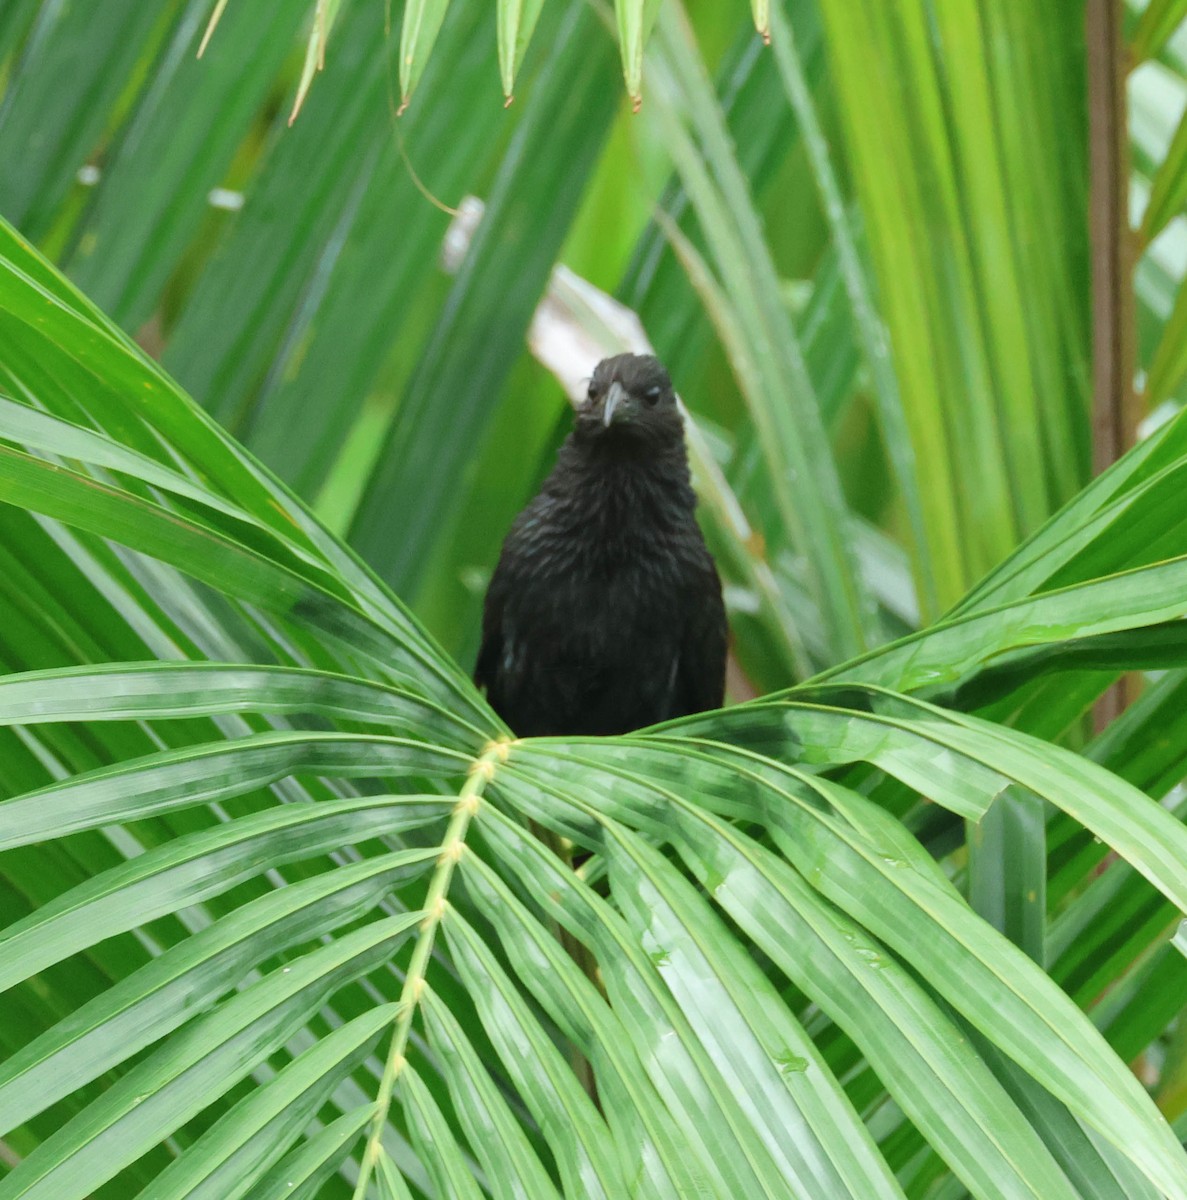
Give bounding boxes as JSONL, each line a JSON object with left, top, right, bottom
{"left": 476, "top": 353, "right": 727, "bottom": 737}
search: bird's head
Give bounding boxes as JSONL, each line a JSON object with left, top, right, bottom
{"left": 575, "top": 354, "right": 683, "bottom": 449}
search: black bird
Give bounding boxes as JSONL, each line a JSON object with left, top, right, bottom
{"left": 476, "top": 353, "right": 727, "bottom": 737}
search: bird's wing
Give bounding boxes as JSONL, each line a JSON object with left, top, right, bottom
{"left": 474, "top": 559, "right": 509, "bottom": 693}
{"left": 673, "top": 558, "right": 728, "bottom": 717}
{"left": 476, "top": 491, "right": 559, "bottom": 727}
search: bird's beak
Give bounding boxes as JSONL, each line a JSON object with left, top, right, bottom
{"left": 602, "top": 380, "right": 627, "bottom": 428}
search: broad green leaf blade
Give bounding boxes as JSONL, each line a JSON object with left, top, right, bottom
{"left": 459, "top": 827, "right": 724, "bottom": 1199}
{"left": 0, "top": 731, "right": 464, "bottom": 849}
{"left": 951, "top": 407, "right": 1187, "bottom": 616}
{"left": 400, "top": 1067, "right": 487, "bottom": 1200}
{"left": 0, "top": 444, "right": 445, "bottom": 694}
{"left": 443, "top": 912, "right": 628, "bottom": 1200}
{"left": 503, "top": 749, "right": 1079, "bottom": 1200}
{"left": 0, "top": 919, "right": 416, "bottom": 1200}
{"left": 241, "top": 1105, "right": 377, "bottom": 1200}
{"left": 0, "top": 1, "right": 39, "bottom": 64}
{"left": 817, "top": 686, "right": 1187, "bottom": 917}
{"left": 670, "top": 693, "right": 1187, "bottom": 1193}
{"left": 823, "top": 553, "right": 1187, "bottom": 696}
{"left": 814, "top": 0, "right": 1089, "bottom": 604}
{"left": 464, "top": 828, "right": 772, "bottom": 1199}
{"left": 972, "top": 1038, "right": 1162, "bottom": 1200}
{"left": 0, "top": 0, "right": 171, "bottom": 237}
{"left": 166, "top": 1, "right": 502, "bottom": 510}
{"left": 512, "top": 735, "right": 1180, "bottom": 1196}
{"left": 0, "top": 393, "right": 330, "bottom": 552}
{"left": 0, "top": 660, "right": 482, "bottom": 747}
{"left": 66, "top": 0, "right": 304, "bottom": 329}
{"left": 0, "top": 853, "right": 426, "bottom": 1135}
{"left": 766, "top": 0, "right": 934, "bottom": 617}
{"left": 132, "top": 1010, "right": 390, "bottom": 1200}
{"left": 648, "top": 4, "right": 876, "bottom": 662}
{"left": 376, "top": 1146, "right": 418, "bottom": 1200}
{"left": 967, "top": 787, "right": 1046, "bottom": 964}
{"left": 0, "top": 219, "right": 486, "bottom": 713}
{"left": 421, "top": 988, "right": 563, "bottom": 1200}
{"left": 348, "top": 4, "right": 619, "bottom": 600}
{"left": 688, "top": 746, "right": 1163, "bottom": 1181}
{"left": 603, "top": 828, "right": 906, "bottom": 1199}
{"left": 0, "top": 802, "right": 440, "bottom": 989}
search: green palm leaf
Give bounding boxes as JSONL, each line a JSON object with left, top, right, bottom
{"left": 3, "top": 3, "right": 1187, "bottom": 1196}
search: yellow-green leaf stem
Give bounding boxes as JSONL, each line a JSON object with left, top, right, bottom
{"left": 353, "top": 739, "right": 512, "bottom": 1199}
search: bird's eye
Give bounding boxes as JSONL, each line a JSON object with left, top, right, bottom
{"left": 587, "top": 382, "right": 600, "bottom": 402}
{"left": 642, "top": 385, "right": 662, "bottom": 407}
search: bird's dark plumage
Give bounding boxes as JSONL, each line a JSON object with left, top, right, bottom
{"left": 476, "top": 353, "right": 727, "bottom": 737}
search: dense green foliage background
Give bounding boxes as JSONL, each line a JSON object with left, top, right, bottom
{"left": 2, "top": 1, "right": 1187, "bottom": 1196}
